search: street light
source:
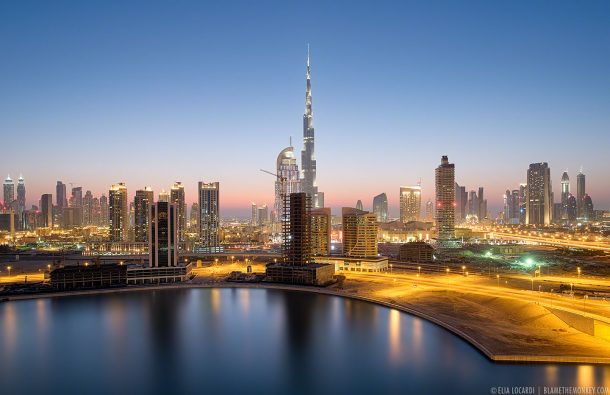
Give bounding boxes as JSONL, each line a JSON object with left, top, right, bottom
{"left": 446, "top": 268, "right": 450, "bottom": 275}
{"left": 461, "top": 265, "right": 466, "bottom": 276}
{"left": 577, "top": 267, "right": 581, "bottom": 279}
{"left": 418, "top": 266, "right": 421, "bottom": 276}
{"left": 570, "top": 283, "right": 574, "bottom": 295}
{"left": 7, "top": 266, "right": 12, "bottom": 277}
{"left": 390, "top": 264, "right": 393, "bottom": 274}
{"left": 496, "top": 274, "right": 500, "bottom": 287}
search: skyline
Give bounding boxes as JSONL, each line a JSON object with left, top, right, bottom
{"left": 1, "top": 1, "right": 609, "bottom": 217}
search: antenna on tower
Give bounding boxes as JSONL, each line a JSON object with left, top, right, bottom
{"left": 418, "top": 178, "right": 422, "bottom": 187}
{"left": 289, "top": 136, "right": 292, "bottom": 147}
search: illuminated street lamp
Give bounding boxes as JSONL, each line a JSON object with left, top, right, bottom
{"left": 418, "top": 266, "right": 421, "bottom": 276}
{"left": 570, "top": 283, "right": 574, "bottom": 295}
{"left": 7, "top": 266, "right": 12, "bottom": 277}
{"left": 577, "top": 267, "right": 581, "bottom": 279}
{"left": 446, "top": 268, "right": 450, "bottom": 275}
{"left": 390, "top": 263, "right": 393, "bottom": 274}
{"left": 461, "top": 265, "right": 466, "bottom": 276}
{"left": 231, "top": 256, "right": 235, "bottom": 264}
{"left": 496, "top": 274, "right": 500, "bottom": 287}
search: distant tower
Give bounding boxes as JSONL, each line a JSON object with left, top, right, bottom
{"left": 583, "top": 194, "right": 594, "bottom": 221}
{"left": 109, "top": 183, "right": 128, "bottom": 241}
{"left": 576, "top": 169, "right": 586, "bottom": 220}
{"left": 16, "top": 175, "right": 25, "bottom": 219}
{"left": 56, "top": 181, "right": 68, "bottom": 208}
{"left": 99, "top": 194, "right": 109, "bottom": 226}
{"left": 198, "top": 182, "right": 220, "bottom": 252}
{"left": 3, "top": 175, "right": 14, "bottom": 207}
{"left": 372, "top": 193, "right": 388, "bottom": 223}
{"left": 356, "top": 200, "right": 364, "bottom": 211}
{"left": 425, "top": 198, "right": 434, "bottom": 222}
{"left": 41, "top": 194, "right": 53, "bottom": 228}
{"left": 251, "top": 202, "right": 258, "bottom": 226}
{"left": 526, "top": 163, "right": 552, "bottom": 226}
{"left": 149, "top": 201, "right": 178, "bottom": 268}
{"left": 400, "top": 186, "right": 421, "bottom": 223}
{"left": 189, "top": 202, "right": 199, "bottom": 230}
{"left": 158, "top": 189, "right": 169, "bottom": 203}
{"left": 301, "top": 45, "right": 323, "bottom": 208}
{"left": 435, "top": 156, "right": 455, "bottom": 244}
{"left": 83, "top": 190, "right": 93, "bottom": 225}
{"left": 170, "top": 182, "right": 186, "bottom": 242}
{"left": 275, "top": 145, "right": 301, "bottom": 225}
{"left": 560, "top": 171, "right": 570, "bottom": 221}
{"left": 134, "top": 187, "right": 154, "bottom": 242}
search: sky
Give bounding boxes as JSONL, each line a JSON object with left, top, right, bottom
{"left": 1, "top": 0, "right": 609, "bottom": 218}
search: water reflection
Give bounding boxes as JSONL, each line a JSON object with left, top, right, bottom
{"left": 545, "top": 365, "right": 558, "bottom": 387}
{"left": 388, "top": 309, "right": 402, "bottom": 363}
{"left": 577, "top": 365, "right": 595, "bottom": 387}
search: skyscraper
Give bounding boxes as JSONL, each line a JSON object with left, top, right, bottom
{"left": 435, "top": 155, "right": 455, "bottom": 244}
{"left": 583, "top": 195, "right": 594, "bottom": 221}
{"left": 149, "top": 201, "right": 178, "bottom": 268}
{"left": 134, "top": 187, "right": 154, "bottom": 242}
{"left": 301, "top": 46, "right": 323, "bottom": 208}
{"left": 478, "top": 187, "right": 487, "bottom": 220}
{"left": 3, "top": 175, "right": 14, "bottom": 207}
{"left": 257, "top": 205, "right": 268, "bottom": 226}
{"left": 342, "top": 207, "right": 378, "bottom": 258}
{"left": 284, "top": 193, "right": 312, "bottom": 266}
{"left": 400, "top": 186, "right": 421, "bottom": 223}
{"left": 70, "top": 187, "right": 83, "bottom": 208}
{"left": 109, "top": 183, "right": 128, "bottom": 241}
{"left": 454, "top": 183, "right": 467, "bottom": 223}
{"left": 56, "top": 181, "right": 67, "bottom": 208}
{"left": 99, "top": 194, "right": 109, "bottom": 226}
{"left": 83, "top": 190, "right": 93, "bottom": 225}
{"left": 16, "top": 175, "right": 25, "bottom": 219}
{"left": 251, "top": 202, "right": 258, "bottom": 226}
{"left": 189, "top": 202, "right": 199, "bottom": 230}
{"left": 519, "top": 183, "right": 527, "bottom": 224}
{"left": 41, "top": 193, "right": 53, "bottom": 228}
{"left": 170, "top": 182, "right": 186, "bottom": 241}
{"left": 425, "top": 198, "right": 434, "bottom": 222}
{"left": 198, "top": 181, "right": 220, "bottom": 252}
{"left": 526, "top": 163, "right": 552, "bottom": 226}
{"left": 560, "top": 171, "right": 570, "bottom": 221}
{"left": 356, "top": 200, "right": 364, "bottom": 211}
{"left": 158, "top": 190, "right": 169, "bottom": 203}
{"left": 275, "top": 145, "right": 301, "bottom": 225}
{"left": 577, "top": 170, "right": 586, "bottom": 220}
{"left": 310, "top": 207, "right": 331, "bottom": 256}
{"left": 372, "top": 193, "right": 388, "bottom": 223}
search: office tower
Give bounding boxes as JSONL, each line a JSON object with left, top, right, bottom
{"left": 510, "top": 190, "right": 519, "bottom": 223}
{"left": 134, "top": 187, "right": 154, "bottom": 242}
{"left": 170, "top": 182, "right": 186, "bottom": 241}
{"left": 3, "top": 175, "right": 14, "bottom": 207}
{"left": 92, "top": 197, "right": 101, "bottom": 226}
{"left": 400, "top": 186, "right": 421, "bottom": 222}
{"left": 342, "top": 207, "right": 378, "bottom": 258}
{"left": 467, "top": 190, "right": 479, "bottom": 218}
{"left": 83, "top": 190, "right": 93, "bottom": 225}
{"left": 310, "top": 207, "right": 331, "bottom": 256}
{"left": 426, "top": 199, "right": 434, "bottom": 222}
{"left": 356, "top": 200, "right": 364, "bottom": 211}
{"left": 372, "top": 193, "right": 388, "bottom": 223}
{"left": 158, "top": 190, "right": 169, "bottom": 203}
{"left": 198, "top": 182, "right": 220, "bottom": 251}
{"left": 567, "top": 194, "right": 577, "bottom": 221}
{"left": 519, "top": 183, "right": 527, "bottom": 224}
{"left": 149, "top": 201, "right": 178, "bottom": 267}
{"left": 435, "top": 155, "right": 455, "bottom": 243}
{"left": 577, "top": 170, "right": 586, "bottom": 219}
{"left": 275, "top": 144, "right": 301, "bottom": 224}
{"left": 301, "top": 46, "right": 323, "bottom": 208}
{"left": 284, "top": 193, "right": 312, "bottom": 265}
{"left": 41, "top": 194, "right": 53, "bottom": 228}
{"left": 99, "top": 194, "right": 109, "bottom": 226}
{"left": 16, "top": 175, "right": 25, "bottom": 219}
{"left": 70, "top": 187, "right": 83, "bottom": 208}
{"left": 109, "top": 183, "right": 128, "bottom": 241}
{"left": 478, "top": 187, "right": 487, "bottom": 220}
{"left": 257, "top": 205, "right": 268, "bottom": 226}
{"left": 454, "top": 183, "right": 467, "bottom": 222}
{"left": 61, "top": 207, "right": 83, "bottom": 228}
{"left": 560, "top": 171, "right": 570, "bottom": 221}
{"left": 189, "top": 202, "right": 199, "bottom": 230}
{"left": 503, "top": 190, "right": 511, "bottom": 222}
{"left": 56, "top": 181, "right": 68, "bottom": 208}
{"left": 251, "top": 203, "right": 258, "bottom": 225}
{"left": 526, "top": 163, "right": 552, "bottom": 226}
{"left": 583, "top": 195, "right": 594, "bottom": 221}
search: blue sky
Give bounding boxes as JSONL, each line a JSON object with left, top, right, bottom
{"left": 1, "top": 0, "right": 609, "bottom": 217}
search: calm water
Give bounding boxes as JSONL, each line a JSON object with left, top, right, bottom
{"left": 0, "top": 288, "right": 609, "bottom": 394}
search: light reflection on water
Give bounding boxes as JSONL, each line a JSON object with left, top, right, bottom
{"left": 0, "top": 288, "right": 609, "bottom": 395}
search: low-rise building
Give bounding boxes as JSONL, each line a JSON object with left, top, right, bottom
{"left": 399, "top": 242, "right": 434, "bottom": 263}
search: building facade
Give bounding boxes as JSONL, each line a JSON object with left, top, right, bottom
{"left": 134, "top": 187, "right": 154, "bottom": 242}
{"left": 372, "top": 193, "right": 388, "bottom": 223}
{"left": 170, "top": 182, "right": 186, "bottom": 241}
{"left": 109, "top": 183, "right": 128, "bottom": 241}
{"left": 435, "top": 156, "right": 455, "bottom": 244}
{"left": 149, "top": 201, "right": 178, "bottom": 267}
{"left": 198, "top": 181, "right": 220, "bottom": 251}
{"left": 400, "top": 186, "right": 421, "bottom": 222}
{"left": 342, "top": 207, "right": 378, "bottom": 258}
{"left": 526, "top": 162, "right": 552, "bottom": 226}
{"left": 310, "top": 207, "right": 331, "bottom": 256}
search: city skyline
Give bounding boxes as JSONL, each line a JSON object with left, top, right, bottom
{"left": 2, "top": 1, "right": 609, "bottom": 217}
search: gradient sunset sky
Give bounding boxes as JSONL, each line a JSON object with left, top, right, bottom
{"left": 1, "top": 0, "right": 609, "bottom": 218}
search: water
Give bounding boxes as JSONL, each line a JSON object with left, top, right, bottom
{"left": 0, "top": 288, "right": 609, "bottom": 394}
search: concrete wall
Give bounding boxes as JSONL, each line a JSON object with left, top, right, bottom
{"left": 547, "top": 307, "right": 610, "bottom": 341}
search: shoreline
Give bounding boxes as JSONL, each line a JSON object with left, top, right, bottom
{"left": 4, "top": 282, "right": 610, "bottom": 365}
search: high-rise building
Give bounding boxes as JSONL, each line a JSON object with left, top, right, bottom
{"left": 583, "top": 194, "right": 594, "bottom": 221}
{"left": 310, "top": 207, "right": 331, "bottom": 256}
{"left": 301, "top": 46, "right": 323, "bottom": 208}
{"left": 372, "top": 193, "right": 388, "bottom": 223}
{"left": 251, "top": 202, "right": 258, "bottom": 226}
{"left": 454, "top": 183, "right": 467, "bottom": 223}
{"left": 400, "top": 186, "right": 421, "bottom": 223}
{"left": 284, "top": 193, "right": 312, "bottom": 266}
{"left": 92, "top": 197, "right": 101, "bottom": 226}
{"left": 109, "top": 183, "right": 128, "bottom": 241}
{"left": 158, "top": 190, "right": 169, "bottom": 203}
{"left": 170, "top": 182, "right": 186, "bottom": 241}
{"left": 99, "top": 194, "right": 109, "bottom": 226}
{"left": 198, "top": 182, "right": 220, "bottom": 251}
{"left": 16, "top": 175, "right": 25, "bottom": 220}
{"left": 149, "top": 201, "right": 178, "bottom": 268}
{"left": 560, "top": 171, "right": 570, "bottom": 221}
{"left": 342, "top": 207, "right": 378, "bottom": 258}
{"left": 478, "top": 187, "right": 487, "bottom": 220}
{"left": 41, "top": 194, "right": 53, "bottom": 228}
{"left": 356, "top": 200, "right": 364, "bottom": 211}
{"left": 189, "top": 202, "right": 199, "bottom": 230}
{"left": 134, "top": 187, "right": 154, "bottom": 242}
{"left": 435, "top": 155, "right": 455, "bottom": 244}
{"left": 577, "top": 170, "right": 586, "bottom": 220}
{"left": 70, "top": 187, "right": 83, "bottom": 208}
{"left": 3, "top": 175, "right": 14, "bottom": 207}
{"left": 275, "top": 145, "right": 301, "bottom": 225}
{"left": 519, "top": 183, "right": 527, "bottom": 224}
{"left": 257, "top": 205, "right": 268, "bottom": 226}
{"left": 567, "top": 194, "right": 577, "bottom": 221}
{"left": 526, "top": 163, "right": 552, "bottom": 226}
{"left": 83, "top": 190, "right": 93, "bottom": 225}
{"left": 425, "top": 199, "right": 434, "bottom": 222}
{"left": 56, "top": 181, "right": 68, "bottom": 208}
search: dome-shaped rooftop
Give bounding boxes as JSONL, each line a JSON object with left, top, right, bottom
{"left": 276, "top": 146, "right": 296, "bottom": 168}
